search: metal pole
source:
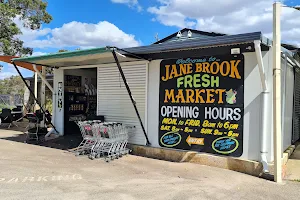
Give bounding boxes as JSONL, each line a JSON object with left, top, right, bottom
{"left": 12, "top": 62, "right": 59, "bottom": 134}
{"left": 273, "top": 1, "right": 282, "bottom": 183}
{"left": 111, "top": 49, "right": 151, "bottom": 145}
{"left": 33, "top": 64, "right": 54, "bottom": 93}
{"left": 41, "top": 66, "right": 46, "bottom": 124}
{"left": 34, "top": 72, "right": 38, "bottom": 111}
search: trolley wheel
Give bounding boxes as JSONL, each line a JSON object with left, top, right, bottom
{"left": 89, "top": 155, "right": 95, "bottom": 160}
{"left": 39, "top": 137, "right": 45, "bottom": 143}
{"left": 75, "top": 152, "right": 80, "bottom": 156}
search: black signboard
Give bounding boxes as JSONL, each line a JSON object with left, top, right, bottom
{"left": 158, "top": 54, "right": 244, "bottom": 157}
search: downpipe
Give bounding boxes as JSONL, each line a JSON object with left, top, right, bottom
{"left": 261, "top": 91, "right": 270, "bottom": 173}
{"left": 254, "top": 40, "right": 269, "bottom": 173}
{"left": 281, "top": 54, "right": 287, "bottom": 145}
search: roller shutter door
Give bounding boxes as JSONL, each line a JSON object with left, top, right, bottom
{"left": 97, "top": 63, "right": 147, "bottom": 145}
{"left": 293, "top": 68, "right": 300, "bottom": 143}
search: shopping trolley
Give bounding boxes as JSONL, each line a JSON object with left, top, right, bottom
{"left": 73, "top": 120, "right": 131, "bottom": 162}
{"left": 73, "top": 120, "right": 102, "bottom": 156}
{"left": 88, "top": 122, "right": 131, "bottom": 161}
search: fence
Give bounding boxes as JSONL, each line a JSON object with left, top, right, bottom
{"left": 0, "top": 94, "right": 23, "bottom": 107}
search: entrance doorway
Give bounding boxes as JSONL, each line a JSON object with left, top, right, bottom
{"left": 64, "top": 68, "right": 98, "bottom": 135}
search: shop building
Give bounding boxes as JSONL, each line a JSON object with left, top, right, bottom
{"left": 11, "top": 29, "right": 300, "bottom": 175}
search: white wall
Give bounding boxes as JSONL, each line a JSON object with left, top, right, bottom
{"left": 243, "top": 51, "right": 273, "bottom": 162}
{"left": 282, "top": 60, "right": 294, "bottom": 151}
{"left": 53, "top": 68, "right": 64, "bottom": 135}
{"left": 146, "top": 51, "right": 275, "bottom": 162}
{"left": 147, "top": 60, "right": 161, "bottom": 147}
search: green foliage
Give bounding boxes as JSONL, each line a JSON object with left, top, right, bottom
{"left": 0, "top": 0, "right": 52, "bottom": 56}
{"left": 0, "top": 75, "right": 25, "bottom": 95}
{"left": 0, "top": 103, "right": 13, "bottom": 112}
{"left": 45, "top": 94, "right": 52, "bottom": 113}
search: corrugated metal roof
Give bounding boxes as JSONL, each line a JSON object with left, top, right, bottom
{"left": 124, "top": 32, "right": 263, "bottom": 54}
{"left": 12, "top": 47, "right": 108, "bottom": 63}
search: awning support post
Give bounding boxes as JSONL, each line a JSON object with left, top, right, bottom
{"left": 34, "top": 72, "right": 38, "bottom": 111}
{"left": 12, "top": 62, "right": 59, "bottom": 134}
{"left": 32, "top": 64, "right": 54, "bottom": 93}
{"left": 111, "top": 49, "right": 151, "bottom": 145}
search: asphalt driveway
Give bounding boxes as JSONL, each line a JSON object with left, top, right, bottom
{"left": 0, "top": 129, "right": 299, "bottom": 200}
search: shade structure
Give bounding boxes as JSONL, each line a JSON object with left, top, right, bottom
{"left": 0, "top": 55, "right": 42, "bottom": 71}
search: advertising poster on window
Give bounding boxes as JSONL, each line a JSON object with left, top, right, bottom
{"left": 158, "top": 54, "right": 244, "bottom": 157}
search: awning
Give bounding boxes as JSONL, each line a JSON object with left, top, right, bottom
{"left": 12, "top": 47, "right": 142, "bottom": 68}
{"left": 11, "top": 32, "right": 270, "bottom": 68}
{"left": 0, "top": 55, "right": 42, "bottom": 71}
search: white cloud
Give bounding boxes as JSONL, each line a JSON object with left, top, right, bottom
{"left": 32, "top": 52, "right": 47, "bottom": 56}
{"left": 0, "top": 71, "right": 17, "bottom": 79}
{"left": 16, "top": 20, "right": 140, "bottom": 49}
{"left": 111, "top": 0, "right": 142, "bottom": 11}
{"left": 0, "top": 63, "right": 31, "bottom": 79}
{"left": 148, "top": 0, "right": 300, "bottom": 46}
{"left": 50, "top": 21, "right": 140, "bottom": 48}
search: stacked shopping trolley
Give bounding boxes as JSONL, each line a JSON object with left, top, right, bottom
{"left": 73, "top": 120, "right": 131, "bottom": 162}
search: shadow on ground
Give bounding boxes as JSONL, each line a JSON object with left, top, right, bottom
{"left": 0, "top": 124, "right": 82, "bottom": 150}
{"left": 290, "top": 142, "right": 300, "bottom": 160}
{"left": 286, "top": 142, "right": 300, "bottom": 181}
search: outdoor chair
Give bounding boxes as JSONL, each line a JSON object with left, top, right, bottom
{"left": 24, "top": 109, "right": 47, "bottom": 143}
{"left": 0, "top": 108, "right": 18, "bottom": 128}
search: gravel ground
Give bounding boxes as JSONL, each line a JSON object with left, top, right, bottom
{"left": 0, "top": 129, "right": 299, "bottom": 200}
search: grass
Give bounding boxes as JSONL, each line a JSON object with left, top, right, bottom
{"left": 293, "top": 179, "right": 300, "bottom": 182}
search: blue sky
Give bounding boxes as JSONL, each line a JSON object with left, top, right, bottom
{"left": 1, "top": 0, "right": 300, "bottom": 79}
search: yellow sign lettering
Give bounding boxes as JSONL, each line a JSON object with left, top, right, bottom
{"left": 186, "top": 135, "right": 204, "bottom": 146}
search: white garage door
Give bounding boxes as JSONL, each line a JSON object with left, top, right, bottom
{"left": 97, "top": 63, "right": 147, "bottom": 145}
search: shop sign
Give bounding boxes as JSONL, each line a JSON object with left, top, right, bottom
{"left": 158, "top": 54, "right": 244, "bottom": 157}
{"left": 57, "top": 82, "right": 63, "bottom": 111}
